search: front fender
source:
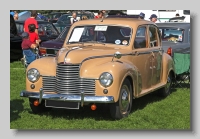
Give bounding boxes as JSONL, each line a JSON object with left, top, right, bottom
{"left": 79, "top": 58, "right": 140, "bottom": 102}
{"left": 26, "top": 57, "right": 57, "bottom": 92}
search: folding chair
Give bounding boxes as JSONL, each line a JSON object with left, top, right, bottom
{"left": 173, "top": 51, "right": 190, "bottom": 89}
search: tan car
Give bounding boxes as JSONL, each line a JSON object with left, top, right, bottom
{"left": 20, "top": 18, "right": 175, "bottom": 120}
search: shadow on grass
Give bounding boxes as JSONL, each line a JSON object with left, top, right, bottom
{"left": 10, "top": 99, "right": 25, "bottom": 122}
{"left": 28, "top": 103, "right": 114, "bottom": 121}
{"left": 25, "top": 83, "right": 190, "bottom": 121}
{"left": 27, "top": 92, "right": 173, "bottom": 121}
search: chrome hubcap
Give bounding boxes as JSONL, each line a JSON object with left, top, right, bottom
{"left": 120, "top": 86, "right": 130, "bottom": 113}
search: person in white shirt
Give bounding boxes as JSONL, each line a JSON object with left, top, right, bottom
{"left": 70, "top": 12, "right": 80, "bottom": 25}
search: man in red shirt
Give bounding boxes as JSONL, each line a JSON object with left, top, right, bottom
{"left": 95, "top": 11, "right": 103, "bottom": 19}
{"left": 24, "top": 10, "right": 39, "bottom": 35}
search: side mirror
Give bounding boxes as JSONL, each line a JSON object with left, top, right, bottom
{"left": 114, "top": 51, "right": 122, "bottom": 59}
{"left": 112, "top": 51, "right": 122, "bottom": 62}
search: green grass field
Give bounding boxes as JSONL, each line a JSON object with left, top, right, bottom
{"left": 10, "top": 61, "right": 190, "bottom": 130}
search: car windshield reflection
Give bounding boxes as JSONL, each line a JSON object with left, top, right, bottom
{"left": 67, "top": 25, "right": 132, "bottom": 46}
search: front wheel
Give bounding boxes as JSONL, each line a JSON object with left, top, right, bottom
{"left": 109, "top": 79, "right": 133, "bottom": 120}
{"left": 158, "top": 73, "right": 172, "bottom": 97}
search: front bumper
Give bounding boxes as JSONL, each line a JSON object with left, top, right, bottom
{"left": 20, "top": 88, "right": 115, "bottom": 106}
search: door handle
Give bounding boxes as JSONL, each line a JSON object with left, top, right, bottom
{"left": 153, "top": 66, "right": 156, "bottom": 68}
{"left": 150, "top": 66, "right": 153, "bottom": 69}
{"left": 135, "top": 51, "right": 139, "bottom": 56}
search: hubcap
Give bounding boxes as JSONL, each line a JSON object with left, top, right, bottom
{"left": 165, "top": 76, "right": 171, "bottom": 92}
{"left": 120, "top": 85, "right": 130, "bottom": 113}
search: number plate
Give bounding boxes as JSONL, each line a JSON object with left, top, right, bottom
{"left": 45, "top": 100, "right": 80, "bottom": 109}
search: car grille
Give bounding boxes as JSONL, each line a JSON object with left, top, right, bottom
{"left": 42, "top": 64, "right": 96, "bottom": 95}
{"left": 42, "top": 76, "right": 56, "bottom": 92}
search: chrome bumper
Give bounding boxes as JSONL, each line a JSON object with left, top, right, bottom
{"left": 20, "top": 88, "right": 114, "bottom": 106}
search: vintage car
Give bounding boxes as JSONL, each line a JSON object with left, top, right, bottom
{"left": 157, "top": 22, "right": 190, "bottom": 57}
{"left": 47, "top": 12, "right": 67, "bottom": 23}
{"left": 20, "top": 18, "right": 175, "bottom": 120}
{"left": 39, "top": 25, "right": 71, "bottom": 57}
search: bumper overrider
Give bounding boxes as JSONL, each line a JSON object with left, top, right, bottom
{"left": 20, "top": 88, "right": 115, "bottom": 107}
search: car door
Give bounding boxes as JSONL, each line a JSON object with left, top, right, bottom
{"left": 132, "top": 25, "right": 153, "bottom": 91}
{"left": 148, "top": 25, "right": 162, "bottom": 87}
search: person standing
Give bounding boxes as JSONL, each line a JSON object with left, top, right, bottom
{"left": 28, "top": 24, "right": 41, "bottom": 45}
{"left": 138, "top": 12, "right": 145, "bottom": 19}
{"left": 70, "top": 12, "right": 80, "bottom": 24}
{"left": 13, "top": 11, "right": 18, "bottom": 20}
{"left": 82, "top": 15, "right": 88, "bottom": 20}
{"left": 101, "top": 10, "right": 107, "bottom": 18}
{"left": 175, "top": 13, "right": 180, "bottom": 17}
{"left": 94, "top": 11, "right": 103, "bottom": 19}
{"left": 149, "top": 14, "right": 158, "bottom": 23}
{"left": 21, "top": 32, "right": 38, "bottom": 64}
{"left": 24, "top": 10, "right": 39, "bottom": 35}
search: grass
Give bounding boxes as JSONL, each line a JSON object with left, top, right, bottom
{"left": 10, "top": 61, "right": 190, "bottom": 130}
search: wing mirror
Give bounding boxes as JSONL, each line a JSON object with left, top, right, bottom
{"left": 114, "top": 51, "right": 122, "bottom": 59}
{"left": 112, "top": 51, "right": 122, "bottom": 62}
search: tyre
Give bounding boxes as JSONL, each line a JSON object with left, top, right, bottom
{"left": 29, "top": 98, "right": 52, "bottom": 114}
{"left": 158, "top": 73, "right": 172, "bottom": 97}
{"left": 109, "top": 79, "right": 133, "bottom": 120}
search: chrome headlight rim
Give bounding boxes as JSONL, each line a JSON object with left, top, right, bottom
{"left": 99, "top": 72, "right": 113, "bottom": 88}
{"left": 27, "top": 68, "right": 40, "bottom": 83}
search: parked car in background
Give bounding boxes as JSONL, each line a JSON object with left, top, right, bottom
{"left": 53, "top": 23, "right": 67, "bottom": 33}
{"left": 47, "top": 12, "right": 67, "bottom": 23}
{"left": 20, "top": 18, "right": 175, "bottom": 120}
{"left": 39, "top": 25, "right": 71, "bottom": 57}
{"left": 56, "top": 11, "right": 94, "bottom": 25}
{"left": 15, "top": 20, "right": 60, "bottom": 43}
{"left": 157, "top": 21, "right": 190, "bottom": 57}
{"left": 10, "top": 14, "right": 22, "bottom": 60}
{"left": 11, "top": 20, "right": 60, "bottom": 60}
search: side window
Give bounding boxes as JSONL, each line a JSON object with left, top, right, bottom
{"left": 16, "top": 24, "right": 24, "bottom": 35}
{"left": 134, "top": 26, "right": 147, "bottom": 49}
{"left": 149, "top": 25, "right": 159, "bottom": 47}
{"left": 97, "top": 31, "right": 106, "bottom": 42}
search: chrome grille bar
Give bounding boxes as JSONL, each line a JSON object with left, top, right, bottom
{"left": 42, "top": 76, "right": 56, "bottom": 92}
{"left": 42, "top": 64, "right": 96, "bottom": 95}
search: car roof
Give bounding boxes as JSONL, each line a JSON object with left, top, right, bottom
{"left": 49, "top": 12, "right": 66, "bottom": 14}
{"left": 15, "top": 20, "right": 51, "bottom": 24}
{"left": 72, "top": 18, "right": 156, "bottom": 27}
{"left": 156, "top": 22, "right": 190, "bottom": 29}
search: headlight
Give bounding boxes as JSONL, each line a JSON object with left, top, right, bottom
{"left": 99, "top": 72, "right": 113, "bottom": 87}
{"left": 27, "top": 68, "right": 40, "bottom": 82}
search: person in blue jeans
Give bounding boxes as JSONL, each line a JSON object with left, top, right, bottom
{"left": 21, "top": 32, "right": 38, "bottom": 64}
